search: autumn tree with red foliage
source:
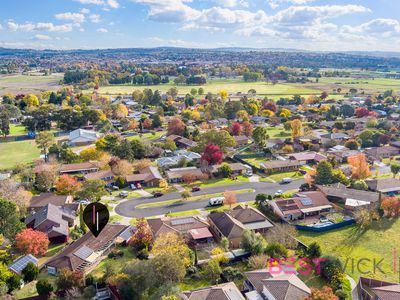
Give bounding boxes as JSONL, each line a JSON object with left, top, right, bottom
{"left": 355, "top": 107, "right": 370, "bottom": 118}
{"left": 264, "top": 101, "right": 277, "bottom": 112}
{"left": 201, "top": 144, "right": 223, "bottom": 165}
{"left": 142, "top": 118, "right": 152, "bottom": 129}
{"left": 15, "top": 228, "right": 49, "bottom": 256}
{"left": 55, "top": 174, "right": 81, "bottom": 196}
{"left": 182, "top": 173, "right": 196, "bottom": 185}
{"left": 381, "top": 197, "right": 400, "bottom": 217}
{"left": 231, "top": 122, "right": 242, "bottom": 136}
{"left": 242, "top": 121, "right": 253, "bottom": 137}
{"left": 167, "top": 117, "right": 186, "bottom": 136}
{"left": 128, "top": 218, "right": 153, "bottom": 250}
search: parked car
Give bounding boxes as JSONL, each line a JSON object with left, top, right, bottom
{"left": 112, "top": 185, "right": 119, "bottom": 190}
{"left": 280, "top": 178, "right": 293, "bottom": 184}
{"left": 244, "top": 169, "right": 253, "bottom": 177}
{"left": 119, "top": 191, "right": 129, "bottom": 198}
{"left": 76, "top": 199, "right": 90, "bottom": 205}
{"left": 274, "top": 190, "right": 283, "bottom": 197}
{"left": 208, "top": 197, "right": 225, "bottom": 207}
{"left": 130, "top": 184, "right": 137, "bottom": 190}
{"left": 153, "top": 192, "right": 164, "bottom": 198}
{"left": 191, "top": 186, "right": 201, "bottom": 192}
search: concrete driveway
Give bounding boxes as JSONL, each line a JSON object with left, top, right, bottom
{"left": 115, "top": 179, "right": 304, "bottom": 218}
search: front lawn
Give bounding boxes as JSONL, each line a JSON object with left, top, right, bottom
{"left": 182, "top": 176, "right": 250, "bottom": 189}
{"left": 9, "top": 124, "right": 28, "bottom": 136}
{"left": 243, "top": 157, "right": 267, "bottom": 167}
{"left": 0, "top": 140, "right": 40, "bottom": 170}
{"left": 263, "top": 171, "right": 303, "bottom": 182}
{"left": 297, "top": 218, "right": 400, "bottom": 282}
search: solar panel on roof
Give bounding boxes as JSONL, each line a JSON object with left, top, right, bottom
{"left": 170, "top": 217, "right": 196, "bottom": 226}
{"left": 8, "top": 254, "right": 38, "bottom": 274}
{"left": 74, "top": 245, "right": 94, "bottom": 260}
{"left": 300, "top": 198, "right": 313, "bottom": 206}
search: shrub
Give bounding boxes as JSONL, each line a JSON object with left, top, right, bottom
{"left": 36, "top": 279, "right": 54, "bottom": 296}
{"left": 21, "top": 262, "right": 39, "bottom": 282}
{"left": 265, "top": 242, "right": 288, "bottom": 258}
{"left": 83, "top": 285, "right": 96, "bottom": 298}
{"left": 221, "top": 267, "right": 243, "bottom": 282}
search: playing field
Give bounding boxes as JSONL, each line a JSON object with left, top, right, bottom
{"left": 0, "top": 73, "right": 63, "bottom": 95}
{"left": 83, "top": 78, "right": 322, "bottom": 97}
{"left": 0, "top": 140, "right": 40, "bottom": 170}
{"left": 297, "top": 218, "right": 400, "bottom": 282}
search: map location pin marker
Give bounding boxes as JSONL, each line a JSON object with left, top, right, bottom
{"left": 82, "top": 202, "right": 109, "bottom": 237}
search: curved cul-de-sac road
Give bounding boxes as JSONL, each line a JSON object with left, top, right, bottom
{"left": 114, "top": 179, "right": 305, "bottom": 218}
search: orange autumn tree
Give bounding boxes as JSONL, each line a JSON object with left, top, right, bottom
{"left": 15, "top": 228, "right": 49, "bottom": 256}
{"left": 381, "top": 196, "right": 400, "bottom": 217}
{"left": 347, "top": 153, "right": 371, "bottom": 179}
{"left": 290, "top": 119, "right": 302, "bottom": 138}
{"left": 55, "top": 174, "right": 81, "bottom": 196}
{"left": 223, "top": 190, "right": 237, "bottom": 208}
{"left": 304, "top": 286, "right": 338, "bottom": 300}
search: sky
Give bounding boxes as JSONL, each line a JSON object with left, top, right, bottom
{"left": 0, "top": 0, "right": 400, "bottom": 51}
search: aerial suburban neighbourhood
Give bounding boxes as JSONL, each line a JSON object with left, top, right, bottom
{"left": 1, "top": 0, "right": 400, "bottom": 299}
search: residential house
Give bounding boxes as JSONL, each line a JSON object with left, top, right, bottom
{"left": 157, "top": 150, "right": 201, "bottom": 169}
{"left": 234, "top": 135, "right": 249, "bottom": 147}
{"left": 165, "top": 167, "right": 205, "bottom": 183}
{"left": 327, "top": 146, "right": 360, "bottom": 163}
{"left": 211, "top": 163, "right": 250, "bottom": 176}
{"left": 147, "top": 215, "right": 213, "bottom": 244}
{"left": 320, "top": 132, "right": 349, "bottom": 146}
{"left": 260, "top": 160, "right": 302, "bottom": 174}
{"left": 25, "top": 203, "right": 76, "bottom": 243}
{"left": 180, "top": 282, "right": 245, "bottom": 300}
{"left": 84, "top": 169, "right": 115, "bottom": 184}
{"left": 357, "top": 277, "right": 400, "bottom": 300}
{"left": 366, "top": 178, "right": 400, "bottom": 195}
{"left": 244, "top": 269, "right": 311, "bottom": 300}
{"left": 68, "top": 128, "right": 100, "bottom": 146}
{"left": 45, "top": 224, "right": 131, "bottom": 275}
{"left": 318, "top": 183, "right": 380, "bottom": 210}
{"left": 29, "top": 193, "right": 74, "bottom": 212}
{"left": 287, "top": 152, "right": 327, "bottom": 165}
{"left": 208, "top": 205, "right": 273, "bottom": 248}
{"left": 8, "top": 255, "right": 38, "bottom": 275}
{"left": 125, "top": 166, "right": 163, "bottom": 187}
{"left": 59, "top": 161, "right": 100, "bottom": 175}
{"left": 208, "top": 118, "right": 228, "bottom": 128}
{"left": 269, "top": 191, "right": 333, "bottom": 221}
{"left": 365, "top": 146, "right": 399, "bottom": 161}
{"left": 167, "top": 135, "right": 198, "bottom": 149}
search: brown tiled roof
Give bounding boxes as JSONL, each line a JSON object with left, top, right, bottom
{"left": 244, "top": 269, "right": 273, "bottom": 292}
{"left": 288, "top": 152, "right": 327, "bottom": 162}
{"left": 208, "top": 212, "right": 244, "bottom": 239}
{"left": 59, "top": 161, "right": 100, "bottom": 173}
{"left": 147, "top": 216, "right": 209, "bottom": 237}
{"left": 261, "top": 160, "right": 302, "bottom": 170}
{"left": 211, "top": 163, "right": 248, "bottom": 173}
{"left": 230, "top": 205, "right": 267, "bottom": 224}
{"left": 366, "top": 178, "right": 400, "bottom": 193}
{"left": 372, "top": 284, "right": 400, "bottom": 300}
{"left": 181, "top": 282, "right": 245, "bottom": 300}
{"left": 30, "top": 193, "right": 72, "bottom": 209}
{"left": 262, "top": 274, "right": 311, "bottom": 300}
{"left": 166, "top": 167, "right": 204, "bottom": 180}
{"left": 84, "top": 169, "right": 114, "bottom": 181}
{"left": 46, "top": 224, "right": 127, "bottom": 272}
{"left": 318, "top": 183, "right": 380, "bottom": 203}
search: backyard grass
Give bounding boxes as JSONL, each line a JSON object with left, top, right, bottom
{"left": 136, "top": 188, "right": 254, "bottom": 209}
{"left": 0, "top": 139, "right": 40, "bottom": 170}
{"left": 243, "top": 157, "right": 267, "bottom": 167}
{"left": 297, "top": 218, "right": 400, "bottom": 282}
{"left": 9, "top": 124, "right": 27, "bottom": 136}
{"left": 267, "top": 127, "right": 291, "bottom": 139}
{"left": 126, "top": 131, "right": 166, "bottom": 142}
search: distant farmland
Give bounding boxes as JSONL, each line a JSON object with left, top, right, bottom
{"left": 0, "top": 73, "right": 63, "bottom": 95}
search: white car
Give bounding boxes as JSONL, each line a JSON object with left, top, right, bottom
{"left": 76, "top": 199, "right": 90, "bottom": 205}
{"left": 274, "top": 190, "right": 283, "bottom": 196}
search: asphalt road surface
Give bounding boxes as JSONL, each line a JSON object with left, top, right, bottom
{"left": 115, "top": 179, "right": 304, "bottom": 218}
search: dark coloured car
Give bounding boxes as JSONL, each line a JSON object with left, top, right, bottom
{"left": 153, "top": 192, "right": 164, "bottom": 198}
{"left": 191, "top": 186, "right": 201, "bottom": 192}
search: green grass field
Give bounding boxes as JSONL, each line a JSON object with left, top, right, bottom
{"left": 297, "top": 218, "right": 400, "bottom": 282}
{"left": 0, "top": 140, "right": 40, "bottom": 170}
{"left": 84, "top": 79, "right": 322, "bottom": 97}
{"left": 0, "top": 73, "right": 62, "bottom": 95}
{"left": 9, "top": 124, "right": 28, "bottom": 136}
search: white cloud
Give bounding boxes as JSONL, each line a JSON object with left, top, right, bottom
{"left": 55, "top": 12, "right": 85, "bottom": 23}
{"left": 342, "top": 18, "right": 400, "bottom": 37}
{"left": 89, "top": 14, "right": 101, "bottom": 23}
{"left": 267, "top": 0, "right": 315, "bottom": 9}
{"left": 107, "top": 0, "right": 119, "bottom": 8}
{"left": 34, "top": 34, "right": 51, "bottom": 40}
{"left": 80, "top": 8, "right": 91, "bottom": 14}
{"left": 7, "top": 21, "right": 74, "bottom": 32}
{"left": 97, "top": 27, "right": 108, "bottom": 32}
{"left": 212, "top": 0, "right": 247, "bottom": 8}
{"left": 73, "top": 0, "right": 104, "bottom": 4}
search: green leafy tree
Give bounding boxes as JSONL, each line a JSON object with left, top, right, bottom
{"left": 391, "top": 164, "right": 400, "bottom": 178}
{"left": 252, "top": 126, "right": 269, "bottom": 149}
{"left": 241, "top": 230, "right": 267, "bottom": 255}
{"left": 78, "top": 180, "right": 107, "bottom": 202}
{"left": 35, "top": 131, "right": 55, "bottom": 160}
{"left": 218, "top": 163, "right": 233, "bottom": 178}
{"left": 314, "top": 161, "right": 335, "bottom": 185}
{"left": 22, "top": 262, "right": 39, "bottom": 282}
{"left": 0, "top": 199, "right": 24, "bottom": 240}
{"left": 265, "top": 242, "right": 288, "bottom": 258}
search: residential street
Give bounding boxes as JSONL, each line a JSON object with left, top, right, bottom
{"left": 114, "top": 178, "right": 305, "bottom": 218}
